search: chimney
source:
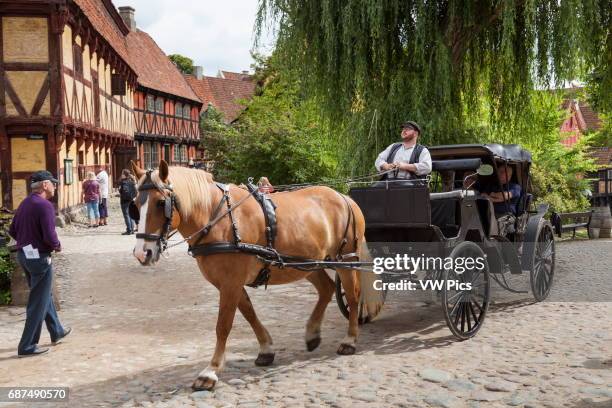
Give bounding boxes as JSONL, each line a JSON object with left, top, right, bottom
{"left": 194, "top": 66, "right": 203, "bottom": 80}
{"left": 118, "top": 6, "right": 137, "bottom": 32}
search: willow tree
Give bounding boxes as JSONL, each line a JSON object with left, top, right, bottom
{"left": 256, "top": 0, "right": 611, "bottom": 174}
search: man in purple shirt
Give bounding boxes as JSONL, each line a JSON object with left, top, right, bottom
{"left": 9, "top": 170, "right": 71, "bottom": 357}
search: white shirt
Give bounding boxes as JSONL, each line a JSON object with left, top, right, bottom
{"left": 374, "top": 143, "right": 433, "bottom": 179}
{"left": 97, "top": 170, "right": 109, "bottom": 198}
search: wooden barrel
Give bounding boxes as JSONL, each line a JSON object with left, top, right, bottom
{"left": 591, "top": 206, "right": 612, "bottom": 239}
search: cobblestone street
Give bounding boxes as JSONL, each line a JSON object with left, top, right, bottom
{"left": 0, "top": 198, "right": 610, "bottom": 408}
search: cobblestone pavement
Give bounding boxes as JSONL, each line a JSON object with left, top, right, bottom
{"left": 0, "top": 198, "right": 610, "bottom": 408}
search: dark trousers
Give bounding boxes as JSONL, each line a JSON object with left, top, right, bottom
{"left": 120, "top": 200, "right": 135, "bottom": 232}
{"left": 17, "top": 251, "right": 64, "bottom": 354}
{"left": 98, "top": 197, "right": 108, "bottom": 219}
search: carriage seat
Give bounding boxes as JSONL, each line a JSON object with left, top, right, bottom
{"left": 429, "top": 189, "right": 476, "bottom": 200}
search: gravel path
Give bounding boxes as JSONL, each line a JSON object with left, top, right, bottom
{"left": 0, "top": 197, "right": 610, "bottom": 408}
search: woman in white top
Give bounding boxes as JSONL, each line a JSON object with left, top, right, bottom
{"left": 96, "top": 169, "right": 109, "bottom": 226}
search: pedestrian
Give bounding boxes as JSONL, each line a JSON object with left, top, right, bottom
{"left": 118, "top": 169, "right": 137, "bottom": 235}
{"left": 9, "top": 170, "right": 71, "bottom": 357}
{"left": 96, "top": 168, "right": 109, "bottom": 226}
{"left": 82, "top": 171, "right": 100, "bottom": 228}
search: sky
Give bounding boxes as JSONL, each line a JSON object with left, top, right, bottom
{"left": 117, "top": 0, "right": 275, "bottom": 76}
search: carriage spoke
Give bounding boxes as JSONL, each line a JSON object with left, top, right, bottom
{"left": 447, "top": 290, "right": 465, "bottom": 304}
{"left": 468, "top": 298, "right": 480, "bottom": 324}
{"left": 466, "top": 303, "right": 472, "bottom": 331}
{"left": 460, "top": 303, "right": 466, "bottom": 332}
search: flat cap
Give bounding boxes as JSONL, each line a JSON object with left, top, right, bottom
{"left": 401, "top": 121, "right": 422, "bottom": 133}
{"left": 30, "top": 170, "right": 58, "bottom": 184}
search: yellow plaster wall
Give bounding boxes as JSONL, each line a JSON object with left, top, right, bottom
{"left": 12, "top": 179, "right": 28, "bottom": 208}
{"left": 11, "top": 138, "right": 47, "bottom": 208}
{"left": 62, "top": 24, "right": 73, "bottom": 69}
{"left": 2, "top": 17, "right": 48, "bottom": 63}
{"left": 5, "top": 71, "right": 48, "bottom": 114}
{"left": 11, "top": 138, "right": 45, "bottom": 172}
{"left": 83, "top": 44, "right": 91, "bottom": 81}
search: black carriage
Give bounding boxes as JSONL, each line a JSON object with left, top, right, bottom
{"left": 336, "top": 144, "right": 555, "bottom": 340}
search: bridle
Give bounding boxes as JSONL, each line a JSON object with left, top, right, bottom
{"left": 130, "top": 170, "right": 180, "bottom": 253}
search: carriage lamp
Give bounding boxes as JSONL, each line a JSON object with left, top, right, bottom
{"left": 64, "top": 158, "right": 74, "bottom": 185}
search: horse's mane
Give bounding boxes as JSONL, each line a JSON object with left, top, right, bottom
{"left": 147, "top": 166, "right": 214, "bottom": 219}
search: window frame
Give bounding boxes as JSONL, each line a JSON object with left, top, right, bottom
{"left": 146, "top": 95, "right": 155, "bottom": 112}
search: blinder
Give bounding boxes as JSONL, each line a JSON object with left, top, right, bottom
{"left": 133, "top": 170, "right": 180, "bottom": 249}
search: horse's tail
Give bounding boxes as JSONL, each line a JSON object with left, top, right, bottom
{"left": 358, "top": 238, "right": 385, "bottom": 321}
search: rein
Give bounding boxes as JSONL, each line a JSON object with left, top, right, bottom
{"left": 164, "top": 181, "right": 259, "bottom": 250}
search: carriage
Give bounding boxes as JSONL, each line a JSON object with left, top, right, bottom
{"left": 335, "top": 143, "right": 556, "bottom": 340}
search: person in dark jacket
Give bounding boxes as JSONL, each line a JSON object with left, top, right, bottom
{"left": 9, "top": 171, "right": 71, "bottom": 357}
{"left": 118, "top": 169, "right": 137, "bottom": 235}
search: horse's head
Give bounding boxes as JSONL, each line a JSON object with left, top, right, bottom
{"left": 131, "top": 160, "right": 181, "bottom": 266}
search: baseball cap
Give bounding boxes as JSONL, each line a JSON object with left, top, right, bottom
{"left": 401, "top": 121, "right": 422, "bottom": 133}
{"left": 30, "top": 170, "right": 58, "bottom": 184}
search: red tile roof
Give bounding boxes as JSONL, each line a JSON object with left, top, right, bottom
{"left": 219, "top": 70, "right": 252, "bottom": 81}
{"left": 560, "top": 99, "right": 602, "bottom": 147}
{"left": 185, "top": 75, "right": 255, "bottom": 122}
{"left": 590, "top": 147, "right": 612, "bottom": 167}
{"left": 72, "top": 0, "right": 132, "bottom": 67}
{"left": 126, "top": 30, "right": 201, "bottom": 103}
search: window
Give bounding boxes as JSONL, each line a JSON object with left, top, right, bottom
{"left": 183, "top": 105, "right": 190, "bottom": 119}
{"left": 146, "top": 95, "right": 155, "bottom": 112}
{"left": 73, "top": 44, "right": 83, "bottom": 76}
{"left": 143, "top": 142, "right": 152, "bottom": 169}
{"left": 175, "top": 102, "right": 182, "bottom": 117}
{"left": 174, "top": 144, "right": 188, "bottom": 163}
{"left": 151, "top": 142, "right": 159, "bottom": 167}
{"left": 155, "top": 97, "right": 164, "bottom": 113}
{"left": 111, "top": 74, "right": 126, "bottom": 96}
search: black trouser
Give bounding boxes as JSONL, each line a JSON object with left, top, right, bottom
{"left": 17, "top": 251, "right": 64, "bottom": 354}
{"left": 120, "top": 200, "right": 135, "bottom": 232}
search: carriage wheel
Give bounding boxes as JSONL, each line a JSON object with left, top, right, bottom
{"left": 529, "top": 222, "right": 555, "bottom": 302}
{"left": 442, "top": 241, "right": 490, "bottom": 340}
{"left": 335, "top": 272, "right": 386, "bottom": 324}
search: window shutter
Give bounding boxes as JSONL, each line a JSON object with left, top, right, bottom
{"left": 111, "top": 74, "right": 126, "bottom": 96}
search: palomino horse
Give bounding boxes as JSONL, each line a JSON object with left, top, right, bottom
{"left": 131, "top": 160, "right": 383, "bottom": 391}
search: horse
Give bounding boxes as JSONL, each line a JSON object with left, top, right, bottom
{"left": 130, "top": 160, "right": 383, "bottom": 391}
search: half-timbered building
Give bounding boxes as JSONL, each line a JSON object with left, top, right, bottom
{"left": 119, "top": 7, "right": 202, "bottom": 170}
{"left": 0, "top": 1, "right": 203, "bottom": 213}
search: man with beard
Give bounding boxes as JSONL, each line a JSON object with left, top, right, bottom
{"left": 374, "top": 121, "right": 432, "bottom": 182}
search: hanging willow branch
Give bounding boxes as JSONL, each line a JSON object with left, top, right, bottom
{"left": 256, "top": 0, "right": 611, "bottom": 174}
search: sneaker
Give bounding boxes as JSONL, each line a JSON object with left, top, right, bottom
{"left": 51, "top": 327, "right": 72, "bottom": 345}
{"left": 18, "top": 346, "right": 49, "bottom": 358}
{"left": 121, "top": 231, "right": 132, "bottom": 235}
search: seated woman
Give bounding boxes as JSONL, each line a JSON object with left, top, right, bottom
{"left": 475, "top": 163, "right": 522, "bottom": 217}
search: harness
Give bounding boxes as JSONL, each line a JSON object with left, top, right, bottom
{"left": 130, "top": 170, "right": 180, "bottom": 253}
{"left": 131, "top": 173, "right": 360, "bottom": 288}
{"left": 187, "top": 180, "right": 358, "bottom": 288}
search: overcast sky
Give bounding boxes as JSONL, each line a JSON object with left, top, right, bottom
{"left": 117, "top": 0, "right": 274, "bottom": 76}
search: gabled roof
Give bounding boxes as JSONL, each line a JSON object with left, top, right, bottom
{"left": 72, "top": 0, "right": 132, "bottom": 67}
{"left": 185, "top": 74, "right": 255, "bottom": 122}
{"left": 218, "top": 70, "right": 252, "bottom": 82}
{"left": 590, "top": 147, "right": 612, "bottom": 168}
{"left": 125, "top": 30, "right": 201, "bottom": 103}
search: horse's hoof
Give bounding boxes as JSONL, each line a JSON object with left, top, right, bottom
{"left": 337, "top": 343, "right": 356, "bottom": 355}
{"left": 306, "top": 337, "right": 321, "bottom": 352}
{"left": 255, "top": 352, "right": 275, "bottom": 366}
{"left": 192, "top": 375, "right": 216, "bottom": 391}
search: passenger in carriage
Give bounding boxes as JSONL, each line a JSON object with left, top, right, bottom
{"left": 374, "top": 121, "right": 433, "bottom": 182}
{"left": 474, "top": 162, "right": 522, "bottom": 217}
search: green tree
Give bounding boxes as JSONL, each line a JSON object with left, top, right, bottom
{"left": 168, "top": 54, "right": 194, "bottom": 74}
{"left": 256, "top": 0, "right": 611, "bottom": 174}
{"left": 200, "top": 55, "right": 339, "bottom": 185}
